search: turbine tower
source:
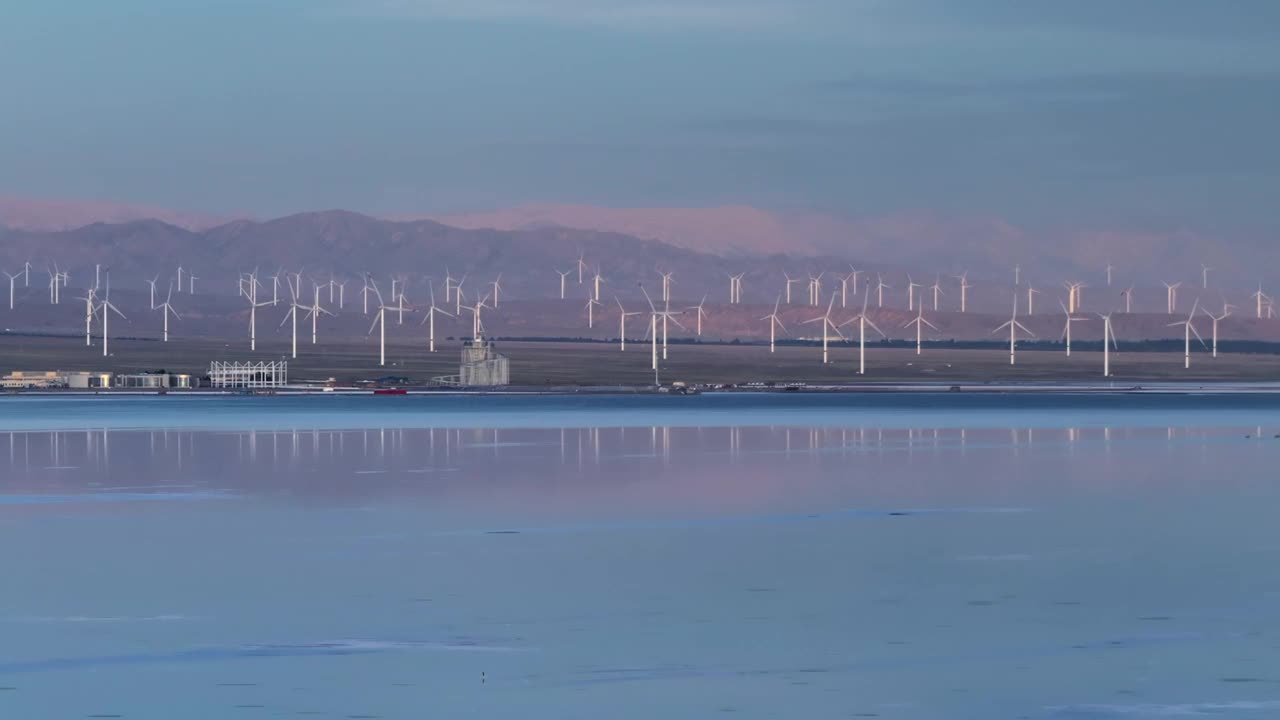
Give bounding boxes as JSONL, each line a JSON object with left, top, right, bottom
{"left": 903, "top": 304, "right": 938, "bottom": 356}
{"left": 1204, "top": 303, "right": 1232, "bottom": 358}
{"left": 802, "top": 293, "right": 845, "bottom": 364}
{"left": 419, "top": 281, "right": 454, "bottom": 353}
{"left": 761, "top": 295, "right": 787, "bottom": 353}
{"left": 1168, "top": 300, "right": 1206, "bottom": 369}
{"left": 1098, "top": 312, "right": 1119, "bottom": 377}
{"left": 615, "top": 297, "right": 641, "bottom": 351}
{"left": 993, "top": 296, "right": 1035, "bottom": 366}
{"left": 846, "top": 288, "right": 884, "bottom": 376}
{"left": 156, "top": 282, "right": 180, "bottom": 342}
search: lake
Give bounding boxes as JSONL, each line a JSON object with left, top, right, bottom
{"left": 2, "top": 394, "right": 1279, "bottom": 718}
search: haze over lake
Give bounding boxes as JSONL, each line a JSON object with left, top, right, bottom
{"left": 3, "top": 395, "right": 1280, "bottom": 719}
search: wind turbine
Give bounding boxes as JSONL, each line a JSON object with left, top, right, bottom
{"left": 808, "top": 272, "right": 824, "bottom": 306}
{"left": 929, "top": 275, "right": 945, "bottom": 312}
{"left": 418, "top": 280, "right": 454, "bottom": 353}
{"left": 1014, "top": 264, "right": 1022, "bottom": 286}
{"left": 1169, "top": 300, "right": 1206, "bottom": 369}
{"left": 360, "top": 274, "right": 375, "bottom": 315}
{"left": 658, "top": 269, "right": 675, "bottom": 303}
{"left": 577, "top": 253, "right": 588, "bottom": 285}
{"left": 615, "top": 297, "right": 641, "bottom": 351}
{"left": 335, "top": 279, "right": 345, "bottom": 310}
{"left": 146, "top": 275, "right": 159, "bottom": 309}
{"left": 1105, "top": 263, "right": 1114, "bottom": 287}
{"left": 463, "top": 293, "right": 491, "bottom": 341}
{"left": 955, "top": 272, "right": 971, "bottom": 313}
{"left": 279, "top": 281, "right": 305, "bottom": 359}
{"left": 1252, "top": 284, "right": 1267, "bottom": 319}
{"left": 1059, "top": 299, "right": 1088, "bottom": 357}
{"left": 993, "top": 296, "right": 1035, "bottom": 366}
{"left": 367, "top": 281, "right": 409, "bottom": 367}
{"left": 176, "top": 266, "right": 184, "bottom": 293}
{"left": 77, "top": 287, "right": 96, "bottom": 346}
{"left": 156, "top": 283, "right": 180, "bottom": 342}
{"left": 727, "top": 272, "right": 744, "bottom": 304}
{"left": 491, "top": 273, "right": 504, "bottom": 308}
{"left": 761, "top": 295, "right": 787, "bottom": 353}
{"left": 3, "top": 271, "right": 18, "bottom": 310}
{"left": 783, "top": 272, "right": 801, "bottom": 304}
{"left": 845, "top": 288, "right": 884, "bottom": 376}
{"left": 453, "top": 275, "right": 468, "bottom": 315}
{"left": 1098, "top": 312, "right": 1119, "bottom": 377}
{"left": 187, "top": 274, "right": 197, "bottom": 295}
{"left": 1026, "top": 285, "right": 1040, "bottom": 315}
{"left": 1122, "top": 286, "right": 1134, "bottom": 313}
{"left": 903, "top": 303, "right": 938, "bottom": 356}
{"left": 556, "top": 269, "right": 572, "bottom": 299}
{"left": 1164, "top": 282, "right": 1182, "bottom": 314}
{"left": 584, "top": 297, "right": 601, "bottom": 329}
{"left": 847, "top": 267, "right": 863, "bottom": 296}
{"left": 906, "top": 275, "right": 922, "bottom": 312}
{"left": 802, "top": 293, "right": 845, "bottom": 364}
{"left": 641, "top": 284, "right": 684, "bottom": 366}
{"left": 875, "top": 274, "right": 891, "bottom": 308}
{"left": 244, "top": 274, "right": 272, "bottom": 351}
{"left": 304, "top": 284, "right": 334, "bottom": 345}
{"left": 98, "top": 273, "right": 126, "bottom": 357}
{"left": 687, "top": 295, "right": 709, "bottom": 337}
{"left": 1204, "top": 302, "right": 1233, "bottom": 358}
{"left": 591, "top": 268, "right": 603, "bottom": 302}
{"left": 1201, "top": 264, "right": 1212, "bottom": 289}
{"left": 23, "top": 261, "right": 31, "bottom": 287}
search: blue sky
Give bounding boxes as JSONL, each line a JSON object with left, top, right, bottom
{"left": 2, "top": 1, "right": 1278, "bottom": 232}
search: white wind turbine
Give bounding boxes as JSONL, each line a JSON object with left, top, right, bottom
{"left": 641, "top": 285, "right": 685, "bottom": 366}
{"left": 615, "top": 297, "right": 641, "bottom": 351}
{"left": 279, "top": 281, "right": 305, "bottom": 359}
{"left": 556, "top": 269, "right": 572, "bottom": 300}
{"left": 808, "top": 272, "right": 824, "bottom": 306}
{"left": 993, "top": 296, "right": 1035, "bottom": 366}
{"left": 176, "top": 266, "right": 184, "bottom": 293}
{"left": 367, "top": 281, "right": 409, "bottom": 367}
{"left": 687, "top": 295, "right": 709, "bottom": 337}
{"left": 1168, "top": 300, "right": 1206, "bottom": 369}
{"left": 1105, "top": 263, "right": 1114, "bottom": 287}
{"left": 463, "top": 293, "right": 491, "bottom": 341}
{"left": 846, "top": 288, "right": 884, "bottom": 376}
{"left": 1164, "top": 282, "right": 1182, "bottom": 314}
{"left": 155, "top": 282, "right": 180, "bottom": 342}
{"left": 783, "top": 272, "right": 801, "bottom": 304}
{"left": 1026, "top": 285, "right": 1040, "bottom": 315}
{"left": 903, "top": 303, "right": 938, "bottom": 356}
{"left": 46, "top": 266, "right": 60, "bottom": 305}
{"left": 97, "top": 273, "right": 126, "bottom": 357}
{"left": 243, "top": 271, "right": 271, "bottom": 351}
{"left": 658, "top": 269, "right": 675, "bottom": 303}
{"left": 145, "top": 275, "right": 159, "bottom": 309}
{"left": 576, "top": 253, "right": 588, "bottom": 285}
{"left": 591, "top": 268, "right": 604, "bottom": 302}
{"left": 847, "top": 267, "right": 863, "bottom": 296}
{"left": 187, "top": 274, "right": 197, "bottom": 295}
{"left": 360, "top": 273, "right": 375, "bottom": 315}
{"left": 875, "top": 274, "right": 891, "bottom": 308}
{"left": 929, "top": 275, "right": 945, "bottom": 312}
{"left": 23, "top": 261, "right": 31, "bottom": 287}
{"left": 1201, "top": 264, "right": 1212, "bottom": 289}
{"left": 906, "top": 275, "right": 922, "bottom": 311}
{"left": 584, "top": 297, "right": 601, "bottom": 329}
{"left": 304, "top": 283, "right": 334, "bottom": 345}
{"left": 3, "top": 270, "right": 18, "bottom": 310}
{"left": 491, "top": 273, "right": 504, "bottom": 308}
{"left": 335, "top": 279, "right": 345, "bottom": 309}
{"left": 453, "top": 275, "right": 468, "bottom": 315}
{"left": 839, "top": 271, "right": 853, "bottom": 308}
{"left": 1122, "top": 286, "right": 1134, "bottom": 313}
{"left": 1252, "top": 284, "right": 1267, "bottom": 319}
{"left": 761, "top": 295, "right": 787, "bottom": 353}
{"left": 1098, "top": 312, "right": 1119, "bottom": 377}
{"left": 727, "top": 272, "right": 744, "bottom": 304}
{"left": 802, "top": 293, "right": 845, "bottom": 364}
{"left": 955, "top": 272, "right": 971, "bottom": 313}
{"left": 1203, "top": 302, "right": 1232, "bottom": 358}
{"left": 1059, "top": 299, "right": 1088, "bottom": 357}
{"left": 77, "top": 287, "right": 96, "bottom": 346}
{"left": 268, "top": 272, "right": 282, "bottom": 306}
{"left": 419, "top": 280, "right": 454, "bottom": 353}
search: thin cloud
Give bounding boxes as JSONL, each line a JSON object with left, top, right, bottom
{"left": 330, "top": 0, "right": 800, "bottom": 29}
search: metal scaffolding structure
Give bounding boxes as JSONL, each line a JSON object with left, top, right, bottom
{"left": 209, "top": 361, "right": 288, "bottom": 388}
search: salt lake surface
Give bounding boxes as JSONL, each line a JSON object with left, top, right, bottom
{"left": 2, "top": 394, "right": 1280, "bottom": 719}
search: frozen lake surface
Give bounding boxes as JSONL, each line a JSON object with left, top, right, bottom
{"left": 2, "top": 395, "right": 1280, "bottom": 718}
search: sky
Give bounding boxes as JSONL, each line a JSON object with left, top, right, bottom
{"left": 2, "top": 0, "right": 1279, "bottom": 233}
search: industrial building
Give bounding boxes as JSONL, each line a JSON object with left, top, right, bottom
{"left": 208, "top": 361, "right": 288, "bottom": 388}
{"left": 3, "top": 370, "right": 192, "bottom": 390}
{"left": 2, "top": 371, "right": 69, "bottom": 389}
{"left": 114, "top": 372, "right": 192, "bottom": 389}
{"left": 433, "top": 339, "right": 510, "bottom": 387}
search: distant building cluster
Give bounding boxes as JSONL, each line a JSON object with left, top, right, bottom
{"left": 2, "top": 370, "right": 192, "bottom": 390}
{"left": 208, "top": 360, "right": 288, "bottom": 388}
